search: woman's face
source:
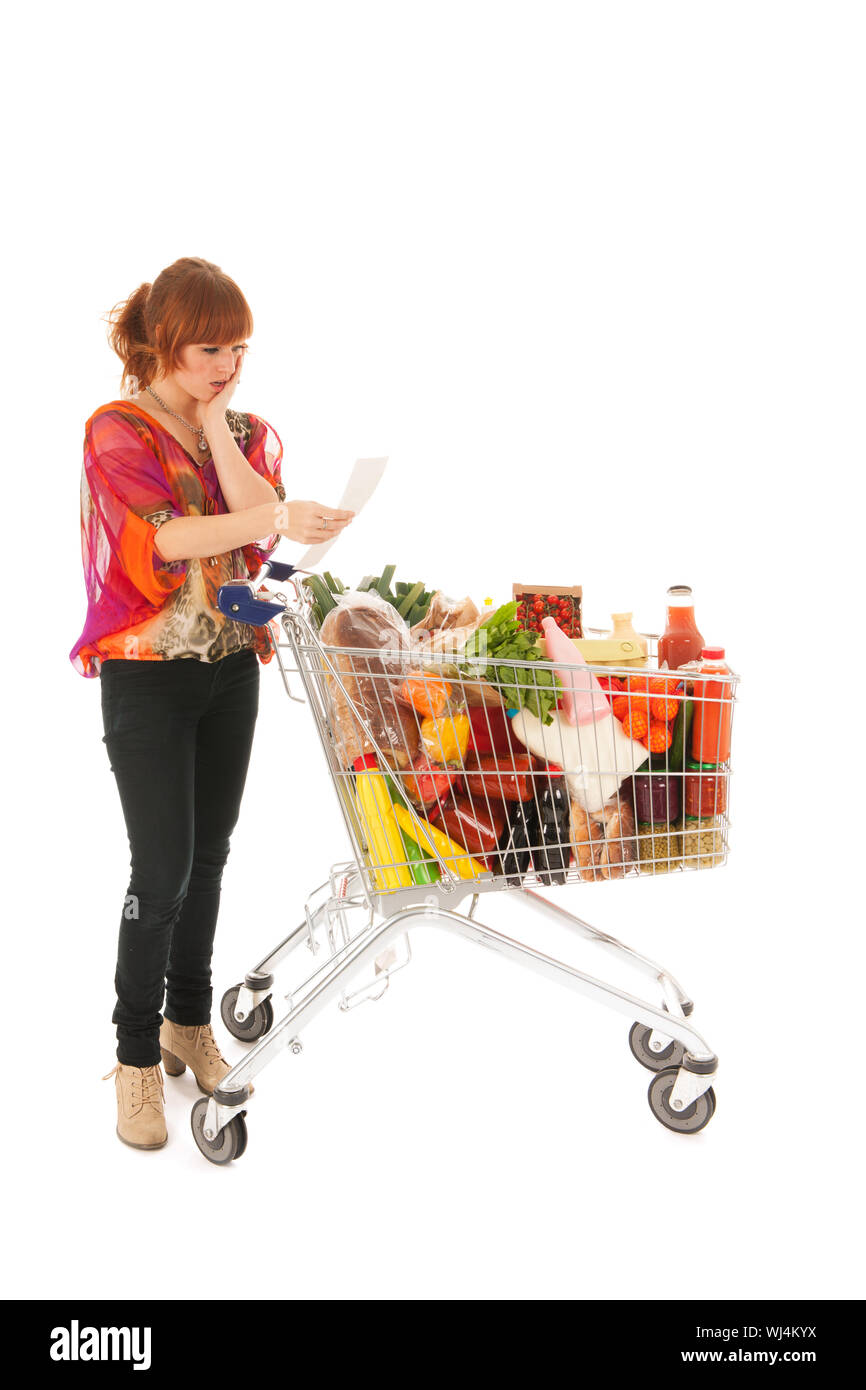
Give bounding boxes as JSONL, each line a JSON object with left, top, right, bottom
{"left": 165, "top": 341, "right": 249, "bottom": 401}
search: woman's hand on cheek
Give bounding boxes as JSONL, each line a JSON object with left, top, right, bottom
{"left": 200, "top": 353, "right": 244, "bottom": 435}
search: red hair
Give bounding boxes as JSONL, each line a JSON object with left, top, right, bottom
{"left": 104, "top": 256, "right": 254, "bottom": 393}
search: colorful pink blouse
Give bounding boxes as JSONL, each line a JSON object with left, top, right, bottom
{"left": 69, "top": 400, "right": 286, "bottom": 678}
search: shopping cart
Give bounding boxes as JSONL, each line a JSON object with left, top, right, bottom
{"left": 191, "top": 561, "right": 739, "bottom": 1164}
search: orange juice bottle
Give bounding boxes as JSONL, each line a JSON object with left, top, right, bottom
{"left": 690, "top": 647, "right": 733, "bottom": 764}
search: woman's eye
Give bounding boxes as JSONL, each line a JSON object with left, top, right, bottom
{"left": 203, "top": 345, "right": 248, "bottom": 354}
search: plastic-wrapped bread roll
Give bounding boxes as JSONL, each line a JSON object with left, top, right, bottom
{"left": 410, "top": 591, "right": 480, "bottom": 634}
{"left": 597, "top": 796, "right": 637, "bottom": 880}
{"left": 569, "top": 799, "right": 604, "bottom": 880}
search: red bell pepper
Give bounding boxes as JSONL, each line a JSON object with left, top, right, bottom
{"left": 403, "top": 755, "right": 457, "bottom": 808}
{"left": 467, "top": 704, "right": 514, "bottom": 757}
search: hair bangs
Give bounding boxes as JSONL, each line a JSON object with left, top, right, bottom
{"left": 179, "top": 278, "right": 254, "bottom": 350}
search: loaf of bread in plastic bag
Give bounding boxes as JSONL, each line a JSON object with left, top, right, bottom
{"left": 320, "top": 590, "right": 420, "bottom": 770}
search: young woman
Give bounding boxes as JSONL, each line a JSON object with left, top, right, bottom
{"left": 70, "top": 256, "right": 354, "bottom": 1150}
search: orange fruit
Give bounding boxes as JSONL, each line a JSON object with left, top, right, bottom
{"left": 612, "top": 694, "right": 629, "bottom": 721}
{"left": 626, "top": 674, "right": 650, "bottom": 692}
{"left": 647, "top": 719, "right": 673, "bottom": 753}
{"left": 622, "top": 709, "right": 648, "bottom": 740}
{"left": 648, "top": 676, "right": 679, "bottom": 696}
{"left": 626, "top": 690, "right": 654, "bottom": 719}
{"left": 651, "top": 695, "right": 680, "bottom": 721}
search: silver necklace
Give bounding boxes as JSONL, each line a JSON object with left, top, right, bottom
{"left": 145, "top": 385, "right": 209, "bottom": 454}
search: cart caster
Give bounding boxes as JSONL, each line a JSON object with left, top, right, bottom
{"left": 190, "top": 1098, "right": 248, "bottom": 1164}
{"left": 647, "top": 1068, "right": 716, "bottom": 1135}
{"left": 628, "top": 1021, "right": 686, "bottom": 1072}
{"left": 221, "top": 983, "right": 274, "bottom": 1042}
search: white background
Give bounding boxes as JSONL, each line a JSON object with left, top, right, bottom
{"left": 3, "top": 1, "right": 863, "bottom": 1300}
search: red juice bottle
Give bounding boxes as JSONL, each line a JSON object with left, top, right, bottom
{"left": 658, "top": 586, "right": 705, "bottom": 670}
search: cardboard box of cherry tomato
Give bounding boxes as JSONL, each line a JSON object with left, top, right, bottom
{"left": 513, "top": 583, "right": 583, "bottom": 638}
{"left": 596, "top": 672, "right": 684, "bottom": 754}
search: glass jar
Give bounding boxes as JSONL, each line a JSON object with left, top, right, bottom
{"left": 636, "top": 822, "right": 683, "bottom": 873}
{"left": 658, "top": 585, "right": 705, "bottom": 670}
{"left": 680, "top": 815, "right": 724, "bottom": 868}
{"left": 683, "top": 759, "right": 728, "bottom": 818}
{"left": 631, "top": 772, "right": 680, "bottom": 825}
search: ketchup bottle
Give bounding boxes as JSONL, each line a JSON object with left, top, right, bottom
{"left": 690, "top": 647, "right": 733, "bottom": 764}
{"left": 658, "top": 586, "right": 705, "bottom": 670}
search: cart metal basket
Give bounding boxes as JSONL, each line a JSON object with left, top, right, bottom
{"left": 190, "top": 561, "right": 739, "bottom": 1163}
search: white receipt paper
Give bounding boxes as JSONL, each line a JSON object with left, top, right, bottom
{"left": 297, "top": 457, "right": 388, "bottom": 570}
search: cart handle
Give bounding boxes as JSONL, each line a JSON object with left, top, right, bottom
{"left": 217, "top": 560, "right": 297, "bottom": 627}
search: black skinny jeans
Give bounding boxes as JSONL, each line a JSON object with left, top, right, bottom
{"left": 100, "top": 649, "right": 260, "bottom": 1067}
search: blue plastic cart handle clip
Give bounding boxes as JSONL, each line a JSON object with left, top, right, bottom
{"left": 217, "top": 559, "right": 296, "bottom": 627}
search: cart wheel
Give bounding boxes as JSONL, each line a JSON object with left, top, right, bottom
{"left": 232, "top": 1112, "right": 249, "bottom": 1160}
{"left": 647, "top": 1068, "right": 716, "bottom": 1135}
{"left": 190, "top": 1097, "right": 248, "bottom": 1165}
{"left": 220, "top": 984, "right": 274, "bottom": 1042}
{"left": 628, "top": 1021, "right": 686, "bottom": 1072}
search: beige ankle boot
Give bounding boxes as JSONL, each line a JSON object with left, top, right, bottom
{"left": 159, "top": 1020, "right": 253, "bottom": 1096}
{"left": 103, "top": 1063, "right": 167, "bottom": 1150}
